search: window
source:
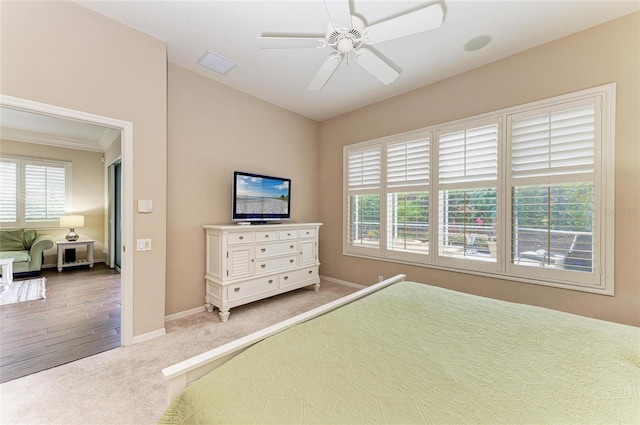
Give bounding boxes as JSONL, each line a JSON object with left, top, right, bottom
{"left": 0, "top": 156, "right": 71, "bottom": 228}
{"left": 386, "top": 136, "right": 430, "bottom": 262}
{"left": 345, "top": 146, "right": 381, "bottom": 255}
{"left": 507, "top": 98, "right": 601, "bottom": 287}
{"left": 435, "top": 120, "right": 499, "bottom": 272}
{"left": 343, "top": 84, "right": 614, "bottom": 294}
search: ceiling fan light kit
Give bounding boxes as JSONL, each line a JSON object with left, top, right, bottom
{"left": 257, "top": 0, "right": 444, "bottom": 90}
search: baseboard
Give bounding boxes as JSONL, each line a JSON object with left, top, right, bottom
{"left": 132, "top": 328, "right": 166, "bottom": 344}
{"left": 165, "top": 305, "right": 206, "bottom": 322}
{"left": 163, "top": 279, "right": 363, "bottom": 324}
{"left": 320, "top": 275, "right": 366, "bottom": 290}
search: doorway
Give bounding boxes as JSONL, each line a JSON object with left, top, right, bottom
{"left": 0, "top": 94, "right": 134, "bottom": 347}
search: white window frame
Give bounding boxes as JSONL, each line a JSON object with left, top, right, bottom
{"left": 343, "top": 83, "right": 615, "bottom": 295}
{"left": 0, "top": 156, "right": 72, "bottom": 228}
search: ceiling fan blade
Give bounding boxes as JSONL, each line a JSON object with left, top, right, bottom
{"left": 323, "top": 0, "right": 352, "bottom": 30}
{"left": 365, "top": 3, "right": 444, "bottom": 44}
{"left": 257, "top": 37, "right": 326, "bottom": 49}
{"left": 308, "top": 54, "right": 342, "bottom": 91}
{"left": 354, "top": 48, "right": 399, "bottom": 85}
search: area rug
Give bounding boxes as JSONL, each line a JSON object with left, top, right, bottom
{"left": 0, "top": 277, "right": 46, "bottom": 305}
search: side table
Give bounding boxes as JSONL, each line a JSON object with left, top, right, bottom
{"left": 0, "top": 258, "right": 14, "bottom": 287}
{"left": 57, "top": 240, "right": 95, "bottom": 272}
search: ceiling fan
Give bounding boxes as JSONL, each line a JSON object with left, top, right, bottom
{"left": 256, "top": 0, "right": 444, "bottom": 90}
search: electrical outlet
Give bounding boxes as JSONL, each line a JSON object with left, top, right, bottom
{"left": 378, "top": 275, "right": 384, "bottom": 282}
{"left": 137, "top": 239, "right": 152, "bottom": 251}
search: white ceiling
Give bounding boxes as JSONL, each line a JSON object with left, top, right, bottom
{"left": 1, "top": 1, "right": 638, "bottom": 146}
{"left": 0, "top": 107, "right": 121, "bottom": 152}
{"left": 74, "top": 0, "right": 640, "bottom": 122}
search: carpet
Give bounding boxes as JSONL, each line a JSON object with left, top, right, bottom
{"left": 0, "top": 277, "right": 46, "bottom": 305}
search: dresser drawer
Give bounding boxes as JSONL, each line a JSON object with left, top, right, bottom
{"left": 226, "top": 276, "right": 278, "bottom": 301}
{"left": 280, "top": 267, "right": 318, "bottom": 288}
{"left": 255, "top": 230, "right": 277, "bottom": 241}
{"left": 255, "top": 255, "right": 298, "bottom": 274}
{"left": 228, "top": 232, "right": 254, "bottom": 244}
{"left": 279, "top": 229, "right": 298, "bottom": 240}
{"left": 255, "top": 241, "right": 298, "bottom": 258}
{"left": 299, "top": 228, "right": 316, "bottom": 239}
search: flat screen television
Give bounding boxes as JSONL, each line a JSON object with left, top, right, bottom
{"left": 232, "top": 171, "right": 291, "bottom": 223}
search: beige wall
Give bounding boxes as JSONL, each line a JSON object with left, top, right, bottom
{"left": 0, "top": 140, "right": 107, "bottom": 265}
{"left": 165, "top": 63, "right": 319, "bottom": 315}
{"left": 319, "top": 12, "right": 640, "bottom": 326}
{"left": 0, "top": 1, "right": 168, "bottom": 337}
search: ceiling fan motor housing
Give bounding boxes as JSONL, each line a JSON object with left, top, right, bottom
{"left": 326, "top": 15, "right": 365, "bottom": 53}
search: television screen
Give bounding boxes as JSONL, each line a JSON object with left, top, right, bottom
{"left": 233, "top": 171, "right": 291, "bottom": 223}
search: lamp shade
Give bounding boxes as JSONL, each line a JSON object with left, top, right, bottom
{"left": 60, "top": 215, "right": 84, "bottom": 228}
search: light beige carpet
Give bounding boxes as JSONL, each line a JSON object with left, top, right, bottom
{"left": 0, "top": 280, "right": 358, "bottom": 425}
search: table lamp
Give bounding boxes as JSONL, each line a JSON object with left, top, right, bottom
{"left": 60, "top": 215, "right": 84, "bottom": 241}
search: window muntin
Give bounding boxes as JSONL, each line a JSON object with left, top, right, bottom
{"left": 343, "top": 85, "right": 613, "bottom": 294}
{"left": 0, "top": 157, "right": 71, "bottom": 228}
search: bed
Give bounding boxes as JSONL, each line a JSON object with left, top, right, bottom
{"left": 160, "top": 274, "right": 640, "bottom": 424}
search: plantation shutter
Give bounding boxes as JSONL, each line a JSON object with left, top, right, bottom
{"left": 348, "top": 147, "right": 381, "bottom": 190}
{"left": 508, "top": 98, "right": 597, "bottom": 272}
{"left": 387, "top": 138, "right": 429, "bottom": 188}
{"left": 511, "top": 100, "right": 595, "bottom": 181}
{"left": 439, "top": 123, "right": 498, "bottom": 187}
{"left": 0, "top": 160, "right": 18, "bottom": 223}
{"left": 24, "top": 162, "right": 67, "bottom": 221}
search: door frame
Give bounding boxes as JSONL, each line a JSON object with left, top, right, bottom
{"left": 1, "top": 94, "right": 134, "bottom": 347}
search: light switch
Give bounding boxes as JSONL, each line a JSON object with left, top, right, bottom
{"left": 137, "top": 239, "right": 152, "bottom": 251}
{"left": 138, "top": 200, "right": 152, "bottom": 213}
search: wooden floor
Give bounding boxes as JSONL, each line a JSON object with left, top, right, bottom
{"left": 0, "top": 264, "right": 121, "bottom": 383}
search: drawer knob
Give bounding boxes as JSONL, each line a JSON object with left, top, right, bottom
{"left": 261, "top": 264, "right": 266, "bottom": 269}
{"left": 234, "top": 288, "right": 240, "bottom": 292}
{"left": 308, "top": 270, "right": 312, "bottom": 274}
{"left": 287, "top": 233, "right": 291, "bottom": 236}
{"left": 268, "top": 279, "right": 273, "bottom": 284}
{"left": 290, "top": 245, "right": 294, "bottom": 249}
{"left": 239, "top": 236, "right": 244, "bottom": 240}
{"left": 283, "top": 276, "right": 288, "bottom": 280}
{"left": 289, "top": 259, "right": 294, "bottom": 263}
{"left": 261, "top": 248, "right": 266, "bottom": 252}
{"left": 265, "top": 235, "right": 269, "bottom": 238}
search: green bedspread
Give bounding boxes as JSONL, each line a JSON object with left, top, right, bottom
{"left": 160, "top": 281, "right": 640, "bottom": 424}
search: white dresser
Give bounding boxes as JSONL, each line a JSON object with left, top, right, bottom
{"left": 203, "top": 223, "right": 322, "bottom": 321}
